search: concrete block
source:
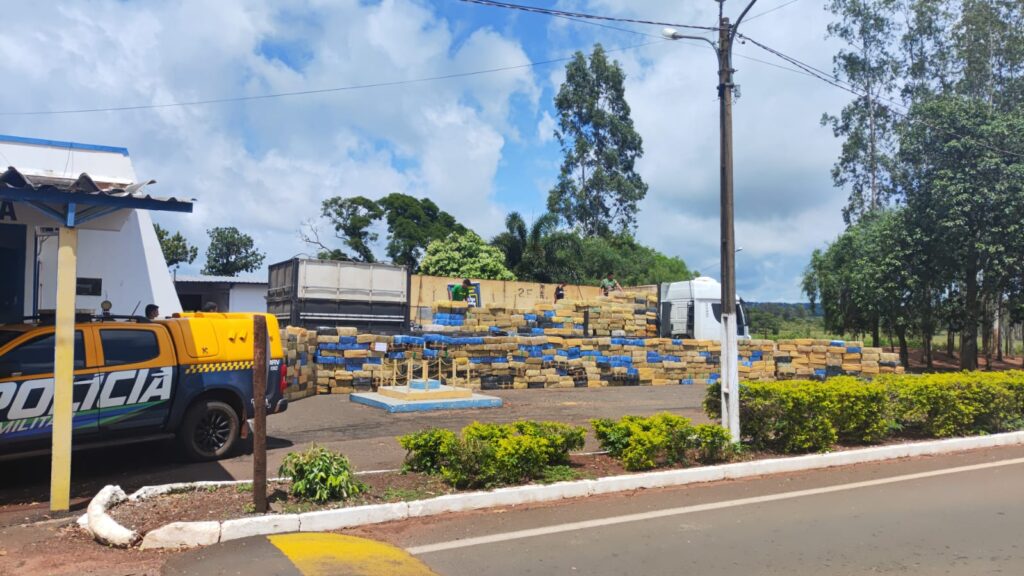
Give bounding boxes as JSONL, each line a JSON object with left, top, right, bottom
{"left": 140, "top": 521, "right": 221, "bottom": 549}
{"left": 299, "top": 503, "right": 408, "bottom": 532}
{"left": 220, "top": 514, "right": 300, "bottom": 542}
{"left": 86, "top": 485, "right": 139, "bottom": 548}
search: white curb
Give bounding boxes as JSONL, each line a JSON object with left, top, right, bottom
{"left": 140, "top": 521, "right": 220, "bottom": 550}
{"left": 84, "top": 485, "right": 139, "bottom": 548}
{"left": 84, "top": 430, "right": 1024, "bottom": 550}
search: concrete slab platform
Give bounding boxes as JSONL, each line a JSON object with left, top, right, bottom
{"left": 350, "top": 391, "right": 503, "bottom": 413}
{"left": 378, "top": 384, "right": 473, "bottom": 401}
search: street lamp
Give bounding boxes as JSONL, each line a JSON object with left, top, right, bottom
{"left": 663, "top": 0, "right": 759, "bottom": 442}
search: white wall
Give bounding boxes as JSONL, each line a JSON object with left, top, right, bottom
{"left": 32, "top": 210, "right": 183, "bottom": 317}
{"left": 228, "top": 284, "right": 267, "bottom": 312}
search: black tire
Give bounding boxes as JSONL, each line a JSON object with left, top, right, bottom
{"left": 179, "top": 399, "right": 240, "bottom": 461}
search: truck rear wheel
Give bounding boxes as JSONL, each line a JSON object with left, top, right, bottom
{"left": 179, "top": 399, "right": 240, "bottom": 461}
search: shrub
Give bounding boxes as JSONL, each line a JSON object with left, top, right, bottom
{"left": 489, "top": 435, "right": 552, "bottom": 484}
{"left": 399, "top": 428, "right": 458, "bottom": 474}
{"left": 278, "top": 444, "right": 365, "bottom": 503}
{"left": 704, "top": 372, "right": 1024, "bottom": 454}
{"left": 399, "top": 420, "right": 587, "bottom": 488}
{"left": 884, "top": 373, "right": 1016, "bottom": 437}
{"left": 689, "top": 424, "right": 735, "bottom": 464}
{"left": 513, "top": 421, "right": 586, "bottom": 464}
{"left": 592, "top": 413, "right": 733, "bottom": 471}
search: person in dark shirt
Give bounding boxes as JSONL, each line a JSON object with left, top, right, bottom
{"left": 554, "top": 282, "right": 566, "bottom": 303}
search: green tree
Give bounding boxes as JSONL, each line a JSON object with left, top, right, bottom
{"left": 419, "top": 230, "right": 516, "bottom": 281}
{"left": 202, "top": 226, "right": 266, "bottom": 277}
{"left": 747, "top": 308, "right": 781, "bottom": 339}
{"left": 578, "top": 235, "right": 693, "bottom": 287}
{"left": 548, "top": 44, "right": 647, "bottom": 236}
{"left": 491, "top": 212, "right": 583, "bottom": 283}
{"left": 319, "top": 196, "right": 384, "bottom": 262}
{"left": 823, "top": 0, "right": 902, "bottom": 225}
{"left": 377, "top": 193, "right": 465, "bottom": 269}
{"left": 896, "top": 96, "right": 1024, "bottom": 369}
{"left": 154, "top": 223, "right": 197, "bottom": 269}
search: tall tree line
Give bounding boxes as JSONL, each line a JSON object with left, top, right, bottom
{"left": 805, "top": 0, "right": 1024, "bottom": 370}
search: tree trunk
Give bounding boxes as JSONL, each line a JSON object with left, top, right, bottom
{"left": 960, "top": 273, "right": 979, "bottom": 371}
{"left": 871, "top": 317, "right": 880, "bottom": 348}
{"left": 996, "top": 301, "right": 1004, "bottom": 362}
{"left": 897, "top": 326, "right": 910, "bottom": 369}
{"left": 923, "top": 328, "right": 933, "bottom": 369}
{"left": 947, "top": 330, "right": 955, "bottom": 358}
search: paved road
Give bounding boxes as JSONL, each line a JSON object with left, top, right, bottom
{"left": 0, "top": 386, "right": 707, "bottom": 517}
{"left": 356, "top": 444, "right": 1024, "bottom": 576}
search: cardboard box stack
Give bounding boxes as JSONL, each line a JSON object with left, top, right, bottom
{"left": 773, "top": 339, "right": 904, "bottom": 379}
{"left": 738, "top": 339, "right": 776, "bottom": 381}
{"left": 283, "top": 326, "right": 317, "bottom": 400}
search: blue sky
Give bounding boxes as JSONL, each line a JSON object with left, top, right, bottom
{"left": 0, "top": 0, "right": 852, "bottom": 301}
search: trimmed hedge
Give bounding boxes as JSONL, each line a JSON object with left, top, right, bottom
{"left": 705, "top": 371, "right": 1024, "bottom": 453}
{"left": 592, "top": 413, "right": 735, "bottom": 471}
{"left": 399, "top": 420, "right": 586, "bottom": 488}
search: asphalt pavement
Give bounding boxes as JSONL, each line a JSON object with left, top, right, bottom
{"left": 1, "top": 386, "right": 708, "bottom": 517}
{"left": 366, "top": 444, "right": 1024, "bottom": 576}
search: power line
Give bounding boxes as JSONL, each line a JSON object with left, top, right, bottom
{"left": 743, "top": 0, "right": 803, "bottom": 23}
{"left": 456, "top": 0, "right": 719, "bottom": 32}
{"left": 737, "top": 33, "right": 1024, "bottom": 160}
{"left": 0, "top": 41, "right": 666, "bottom": 117}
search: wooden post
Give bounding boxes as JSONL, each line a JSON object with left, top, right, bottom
{"left": 407, "top": 354, "right": 413, "bottom": 385}
{"left": 253, "top": 315, "right": 268, "bottom": 514}
{"left": 50, "top": 226, "right": 77, "bottom": 512}
{"left": 391, "top": 359, "right": 397, "bottom": 387}
{"left": 421, "top": 359, "right": 428, "bottom": 381}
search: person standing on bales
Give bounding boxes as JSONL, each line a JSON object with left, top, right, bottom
{"left": 554, "top": 282, "right": 566, "bottom": 303}
{"left": 452, "top": 279, "right": 473, "bottom": 302}
{"left": 600, "top": 272, "right": 622, "bottom": 296}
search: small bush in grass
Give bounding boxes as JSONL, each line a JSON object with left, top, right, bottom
{"left": 399, "top": 420, "right": 587, "bottom": 488}
{"left": 278, "top": 444, "right": 365, "bottom": 503}
{"left": 592, "top": 413, "right": 732, "bottom": 471}
{"left": 399, "top": 428, "right": 458, "bottom": 474}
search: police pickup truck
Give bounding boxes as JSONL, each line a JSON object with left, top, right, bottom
{"left": 0, "top": 312, "right": 288, "bottom": 461}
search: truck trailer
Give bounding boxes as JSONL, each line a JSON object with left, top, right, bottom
{"left": 267, "top": 258, "right": 410, "bottom": 333}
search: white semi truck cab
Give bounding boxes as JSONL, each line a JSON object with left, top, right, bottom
{"left": 658, "top": 277, "right": 750, "bottom": 340}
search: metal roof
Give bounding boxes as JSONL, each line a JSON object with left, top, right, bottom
{"left": 0, "top": 166, "right": 194, "bottom": 222}
{"left": 174, "top": 274, "right": 267, "bottom": 285}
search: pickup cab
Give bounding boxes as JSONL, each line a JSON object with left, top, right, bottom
{"left": 0, "top": 312, "right": 288, "bottom": 461}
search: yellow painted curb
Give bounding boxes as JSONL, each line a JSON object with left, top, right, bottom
{"left": 269, "top": 533, "right": 438, "bottom": 576}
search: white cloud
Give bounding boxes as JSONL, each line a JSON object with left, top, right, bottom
{"left": 0, "top": 0, "right": 537, "bottom": 271}
{"left": 537, "top": 111, "right": 557, "bottom": 144}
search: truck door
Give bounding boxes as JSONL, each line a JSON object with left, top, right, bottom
{"left": 0, "top": 329, "right": 98, "bottom": 451}
{"left": 94, "top": 325, "right": 176, "bottom": 433}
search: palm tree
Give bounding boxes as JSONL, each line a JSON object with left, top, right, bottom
{"left": 492, "top": 212, "right": 582, "bottom": 283}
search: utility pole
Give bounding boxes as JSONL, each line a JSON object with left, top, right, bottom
{"left": 665, "top": 0, "right": 757, "bottom": 442}
{"left": 717, "top": 15, "right": 741, "bottom": 441}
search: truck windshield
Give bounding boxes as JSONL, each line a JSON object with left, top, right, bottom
{"left": 711, "top": 304, "right": 746, "bottom": 336}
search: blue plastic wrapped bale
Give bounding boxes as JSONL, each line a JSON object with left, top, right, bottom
{"left": 544, "top": 310, "right": 556, "bottom": 318}
{"left": 524, "top": 314, "right": 537, "bottom": 321}
{"left": 627, "top": 368, "right": 639, "bottom": 376}
{"left": 364, "top": 357, "right": 382, "bottom": 365}
{"left": 846, "top": 346, "right": 862, "bottom": 353}
{"left": 710, "top": 372, "right": 720, "bottom": 381}
{"left": 680, "top": 378, "right": 694, "bottom": 385}
{"left": 741, "top": 360, "right": 752, "bottom": 367}
{"left": 574, "top": 324, "right": 585, "bottom": 330}
{"left": 531, "top": 328, "right": 545, "bottom": 335}
{"left": 424, "top": 334, "right": 449, "bottom": 344}
{"left": 814, "top": 368, "right": 827, "bottom": 376}
{"left": 664, "top": 355, "right": 680, "bottom": 362}
{"left": 422, "top": 348, "right": 439, "bottom": 358}
{"left": 829, "top": 340, "right": 846, "bottom": 347}
{"left": 389, "top": 351, "right": 405, "bottom": 359}
{"left": 542, "top": 355, "right": 555, "bottom": 362}
{"left": 750, "top": 351, "right": 763, "bottom": 360}
{"left": 672, "top": 339, "right": 683, "bottom": 346}
{"left": 699, "top": 351, "right": 711, "bottom": 358}
{"left": 393, "top": 335, "right": 425, "bottom": 347}
{"left": 338, "top": 336, "right": 358, "bottom": 345}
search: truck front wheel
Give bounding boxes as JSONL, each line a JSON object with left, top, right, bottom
{"left": 179, "top": 399, "right": 240, "bottom": 461}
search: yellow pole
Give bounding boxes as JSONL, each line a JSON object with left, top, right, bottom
{"left": 421, "top": 359, "right": 428, "bottom": 381}
{"left": 50, "top": 226, "right": 77, "bottom": 512}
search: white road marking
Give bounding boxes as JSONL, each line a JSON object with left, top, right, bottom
{"left": 407, "top": 456, "right": 1024, "bottom": 555}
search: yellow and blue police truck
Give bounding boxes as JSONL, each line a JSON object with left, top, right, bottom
{"left": 0, "top": 312, "right": 287, "bottom": 461}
